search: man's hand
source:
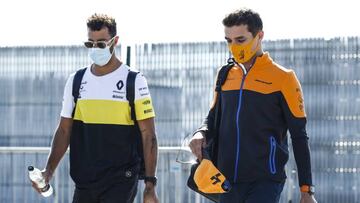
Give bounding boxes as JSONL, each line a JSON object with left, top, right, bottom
{"left": 143, "top": 184, "right": 159, "bottom": 203}
{"left": 300, "top": 192, "right": 317, "bottom": 203}
{"left": 189, "top": 131, "right": 206, "bottom": 160}
{"left": 30, "top": 168, "right": 53, "bottom": 194}
{"left": 32, "top": 117, "right": 72, "bottom": 194}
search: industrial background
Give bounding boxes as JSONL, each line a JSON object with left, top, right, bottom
{"left": 0, "top": 37, "right": 359, "bottom": 203}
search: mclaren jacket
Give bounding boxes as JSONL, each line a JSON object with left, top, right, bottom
{"left": 198, "top": 52, "right": 312, "bottom": 186}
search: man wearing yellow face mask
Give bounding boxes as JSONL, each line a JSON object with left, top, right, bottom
{"left": 189, "top": 9, "right": 317, "bottom": 203}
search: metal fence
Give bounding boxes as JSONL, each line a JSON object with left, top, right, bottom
{"left": 0, "top": 147, "right": 301, "bottom": 203}
{"left": 0, "top": 147, "right": 202, "bottom": 203}
{"left": 134, "top": 38, "right": 360, "bottom": 203}
{"left": 0, "top": 37, "right": 360, "bottom": 202}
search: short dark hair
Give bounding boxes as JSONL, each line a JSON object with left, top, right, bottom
{"left": 87, "top": 13, "right": 117, "bottom": 37}
{"left": 222, "top": 9, "right": 263, "bottom": 37}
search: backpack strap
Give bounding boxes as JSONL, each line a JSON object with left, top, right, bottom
{"left": 71, "top": 67, "right": 87, "bottom": 117}
{"left": 215, "top": 58, "right": 234, "bottom": 92}
{"left": 214, "top": 59, "right": 234, "bottom": 130}
{"left": 126, "top": 70, "right": 140, "bottom": 121}
{"left": 126, "top": 70, "right": 145, "bottom": 179}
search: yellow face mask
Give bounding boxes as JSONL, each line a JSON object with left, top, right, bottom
{"left": 228, "top": 34, "right": 260, "bottom": 64}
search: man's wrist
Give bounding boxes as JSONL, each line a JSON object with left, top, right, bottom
{"left": 144, "top": 176, "right": 157, "bottom": 186}
{"left": 145, "top": 182, "right": 156, "bottom": 190}
{"left": 192, "top": 129, "right": 206, "bottom": 137}
{"left": 192, "top": 131, "right": 204, "bottom": 139}
{"left": 300, "top": 185, "right": 315, "bottom": 195}
{"left": 44, "top": 165, "right": 55, "bottom": 174}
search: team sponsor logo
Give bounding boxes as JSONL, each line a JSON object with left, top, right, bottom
{"left": 296, "top": 88, "right": 304, "bottom": 111}
{"left": 79, "top": 81, "right": 87, "bottom": 93}
{"left": 139, "top": 87, "right": 148, "bottom": 91}
{"left": 144, "top": 109, "right": 153, "bottom": 114}
{"left": 299, "top": 104, "right": 304, "bottom": 112}
{"left": 142, "top": 100, "right": 151, "bottom": 105}
{"left": 139, "top": 86, "right": 149, "bottom": 96}
{"left": 298, "top": 95, "right": 304, "bottom": 112}
{"left": 295, "top": 87, "right": 304, "bottom": 112}
{"left": 298, "top": 96, "right": 304, "bottom": 103}
{"left": 112, "top": 84, "right": 125, "bottom": 99}
{"left": 112, "top": 95, "right": 124, "bottom": 99}
{"left": 116, "top": 80, "right": 124, "bottom": 90}
{"left": 112, "top": 90, "right": 125, "bottom": 94}
{"left": 255, "top": 79, "right": 272, "bottom": 85}
{"left": 79, "top": 86, "right": 86, "bottom": 94}
{"left": 239, "top": 50, "right": 245, "bottom": 60}
{"left": 210, "top": 173, "right": 221, "bottom": 185}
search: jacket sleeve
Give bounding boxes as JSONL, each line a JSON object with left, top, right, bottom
{"left": 194, "top": 68, "right": 221, "bottom": 141}
{"left": 280, "top": 70, "right": 313, "bottom": 186}
{"left": 194, "top": 92, "right": 218, "bottom": 141}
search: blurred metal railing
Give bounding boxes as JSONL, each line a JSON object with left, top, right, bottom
{"left": 0, "top": 146, "right": 207, "bottom": 203}
{"left": 0, "top": 146, "right": 301, "bottom": 203}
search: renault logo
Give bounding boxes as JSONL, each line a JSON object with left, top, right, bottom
{"left": 116, "top": 80, "right": 124, "bottom": 90}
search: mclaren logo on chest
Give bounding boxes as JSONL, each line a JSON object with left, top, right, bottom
{"left": 255, "top": 79, "right": 272, "bottom": 85}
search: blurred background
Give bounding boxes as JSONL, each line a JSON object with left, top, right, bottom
{"left": 0, "top": 0, "right": 359, "bottom": 202}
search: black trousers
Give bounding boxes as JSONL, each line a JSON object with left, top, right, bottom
{"left": 72, "top": 177, "right": 138, "bottom": 203}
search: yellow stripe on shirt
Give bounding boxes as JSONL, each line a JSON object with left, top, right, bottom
{"left": 74, "top": 99, "right": 134, "bottom": 125}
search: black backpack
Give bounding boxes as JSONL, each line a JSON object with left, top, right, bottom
{"left": 186, "top": 59, "right": 234, "bottom": 203}
{"left": 71, "top": 67, "right": 145, "bottom": 179}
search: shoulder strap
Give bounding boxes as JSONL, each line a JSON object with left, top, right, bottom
{"left": 214, "top": 59, "right": 234, "bottom": 130}
{"left": 71, "top": 67, "right": 87, "bottom": 117}
{"left": 126, "top": 70, "right": 140, "bottom": 121}
{"left": 215, "top": 58, "right": 234, "bottom": 92}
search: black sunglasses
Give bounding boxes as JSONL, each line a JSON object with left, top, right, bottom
{"left": 84, "top": 37, "right": 115, "bottom": 49}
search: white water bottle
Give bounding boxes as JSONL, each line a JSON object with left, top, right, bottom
{"left": 28, "top": 166, "right": 53, "bottom": 197}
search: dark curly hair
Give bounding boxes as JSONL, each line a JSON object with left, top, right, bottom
{"left": 222, "top": 9, "right": 263, "bottom": 37}
{"left": 87, "top": 13, "right": 117, "bottom": 37}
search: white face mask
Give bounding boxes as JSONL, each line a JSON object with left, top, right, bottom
{"left": 88, "top": 45, "right": 114, "bottom": 66}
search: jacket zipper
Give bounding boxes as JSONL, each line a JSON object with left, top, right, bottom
{"left": 233, "top": 65, "right": 247, "bottom": 183}
{"left": 269, "top": 136, "right": 277, "bottom": 174}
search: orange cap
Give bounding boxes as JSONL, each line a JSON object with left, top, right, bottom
{"left": 194, "top": 158, "right": 231, "bottom": 194}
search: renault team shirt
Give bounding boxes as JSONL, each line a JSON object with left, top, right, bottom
{"left": 60, "top": 64, "right": 155, "bottom": 187}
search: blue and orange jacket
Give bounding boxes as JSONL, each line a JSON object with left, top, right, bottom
{"left": 198, "top": 52, "right": 312, "bottom": 186}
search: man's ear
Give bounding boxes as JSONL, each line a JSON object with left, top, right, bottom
{"left": 258, "top": 31, "right": 264, "bottom": 41}
{"left": 110, "top": 36, "right": 119, "bottom": 52}
{"left": 113, "top": 36, "right": 119, "bottom": 46}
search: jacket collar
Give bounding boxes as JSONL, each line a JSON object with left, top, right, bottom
{"left": 232, "top": 52, "right": 273, "bottom": 73}
{"left": 251, "top": 52, "right": 273, "bottom": 71}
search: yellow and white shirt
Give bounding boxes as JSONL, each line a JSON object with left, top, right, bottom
{"left": 60, "top": 64, "right": 155, "bottom": 187}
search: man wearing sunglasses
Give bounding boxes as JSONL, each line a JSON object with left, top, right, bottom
{"left": 30, "top": 13, "right": 159, "bottom": 203}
